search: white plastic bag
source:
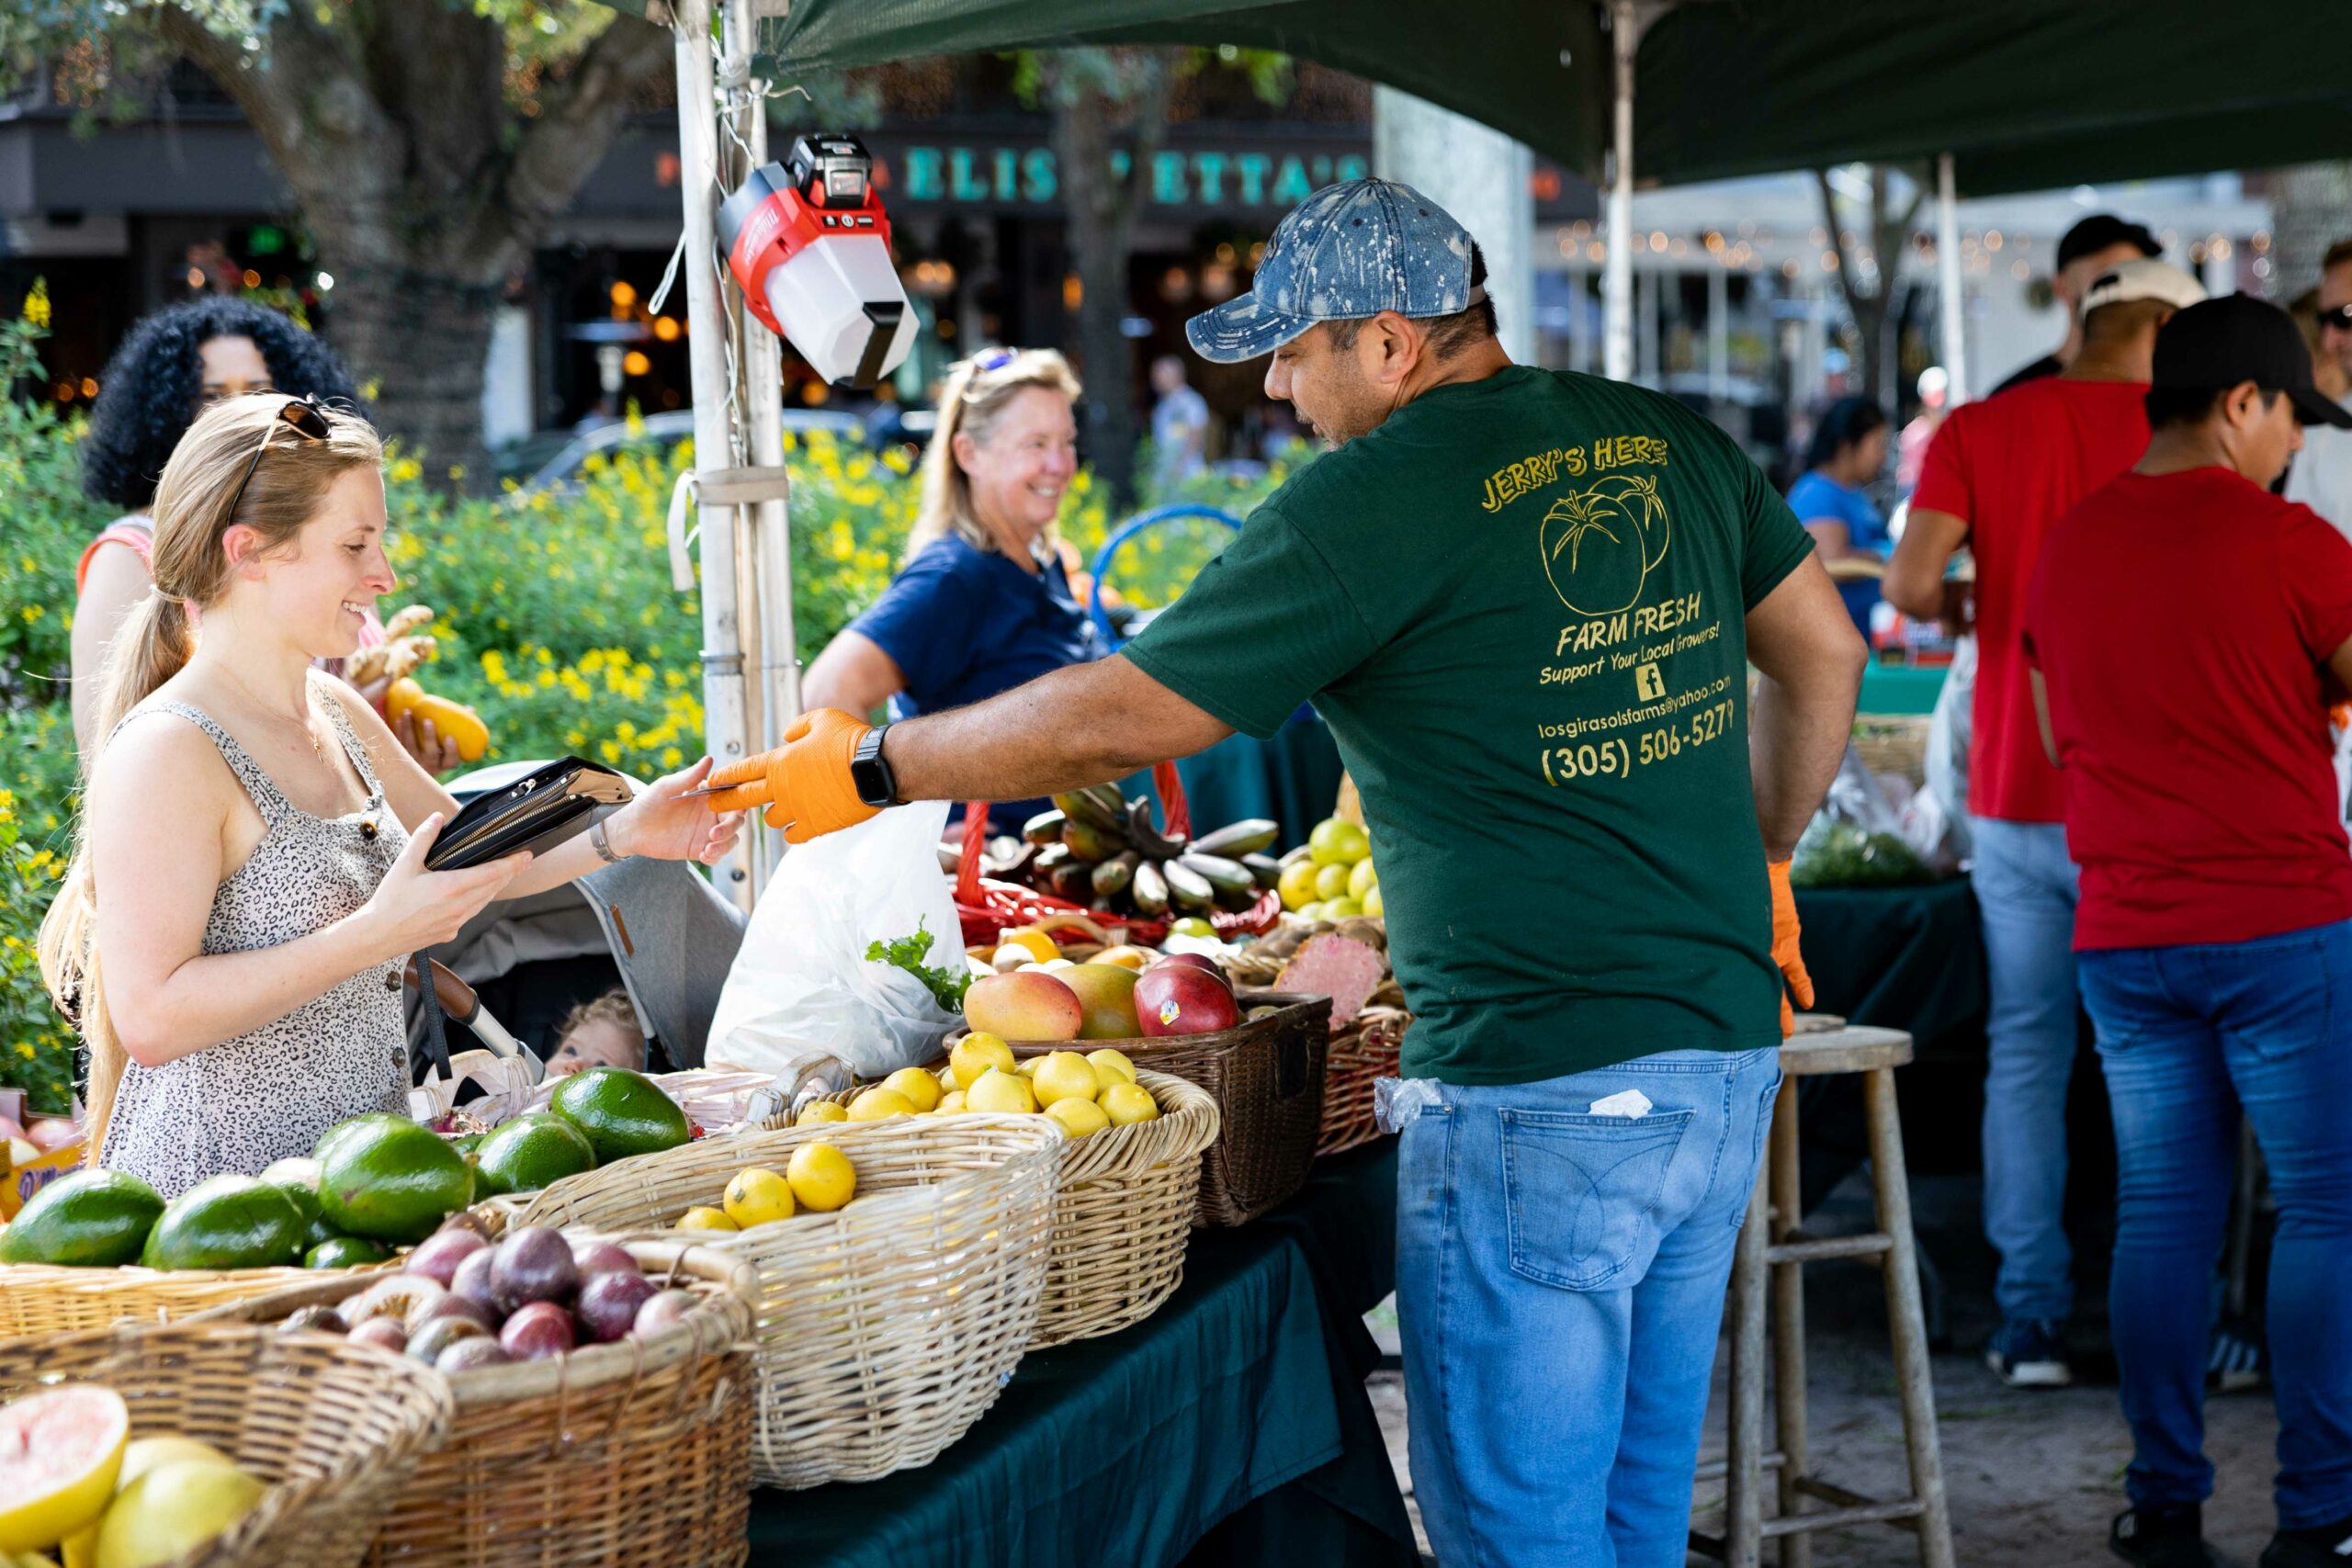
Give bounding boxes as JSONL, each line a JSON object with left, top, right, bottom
{"left": 704, "top": 800, "right": 961, "bottom": 1086}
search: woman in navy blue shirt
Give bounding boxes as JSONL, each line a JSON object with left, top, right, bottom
{"left": 801, "top": 348, "right": 1102, "bottom": 829}
{"left": 1787, "top": 395, "right": 1893, "bottom": 637}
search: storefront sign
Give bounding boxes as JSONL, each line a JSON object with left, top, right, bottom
{"left": 886, "top": 143, "right": 1372, "bottom": 214}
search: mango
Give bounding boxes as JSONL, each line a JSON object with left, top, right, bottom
{"left": 963, "top": 971, "right": 1083, "bottom": 1043}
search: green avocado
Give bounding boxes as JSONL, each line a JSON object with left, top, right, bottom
{"left": 317, "top": 1116, "right": 476, "bottom": 1244}
{"left": 471, "top": 1112, "right": 597, "bottom": 1198}
{"left": 0, "top": 1168, "right": 164, "bottom": 1268}
{"left": 139, "top": 1175, "right": 306, "bottom": 1270}
{"left": 304, "top": 1235, "right": 392, "bottom": 1269}
{"left": 549, "top": 1067, "right": 690, "bottom": 1166}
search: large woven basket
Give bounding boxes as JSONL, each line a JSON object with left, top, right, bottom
{"left": 1317, "top": 1004, "right": 1410, "bottom": 1157}
{"left": 209, "top": 1237, "right": 756, "bottom": 1568}
{"left": 804, "top": 1068, "right": 1221, "bottom": 1348}
{"left": 992, "top": 996, "right": 1329, "bottom": 1227}
{"left": 0, "top": 1255, "right": 399, "bottom": 1337}
{"left": 0, "top": 1322, "right": 449, "bottom": 1568}
{"left": 488, "top": 1114, "right": 1062, "bottom": 1488}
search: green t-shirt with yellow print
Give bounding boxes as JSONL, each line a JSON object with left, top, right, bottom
{"left": 1123, "top": 364, "right": 1814, "bottom": 1085}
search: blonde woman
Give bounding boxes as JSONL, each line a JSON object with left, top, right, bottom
{"left": 799, "top": 348, "right": 1097, "bottom": 829}
{"left": 40, "top": 394, "right": 745, "bottom": 1195}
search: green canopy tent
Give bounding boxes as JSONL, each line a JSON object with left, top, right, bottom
{"left": 645, "top": 0, "right": 2349, "bottom": 891}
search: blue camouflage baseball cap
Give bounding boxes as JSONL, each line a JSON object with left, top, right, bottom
{"left": 1186, "top": 178, "right": 1480, "bottom": 364}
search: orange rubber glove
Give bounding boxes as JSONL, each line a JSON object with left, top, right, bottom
{"left": 1769, "top": 859, "right": 1813, "bottom": 1038}
{"left": 756, "top": 708, "right": 881, "bottom": 844}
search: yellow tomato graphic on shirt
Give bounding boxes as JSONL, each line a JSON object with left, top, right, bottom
{"left": 1539, "top": 473, "right": 1671, "bottom": 615}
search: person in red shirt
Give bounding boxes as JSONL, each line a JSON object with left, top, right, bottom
{"left": 2024, "top": 294, "right": 2352, "bottom": 1568}
{"left": 1886, "top": 258, "right": 2207, "bottom": 1387}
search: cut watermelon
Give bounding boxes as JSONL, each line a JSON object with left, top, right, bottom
{"left": 0, "top": 1386, "right": 128, "bottom": 1552}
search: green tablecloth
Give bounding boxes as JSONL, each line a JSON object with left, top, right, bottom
{"left": 751, "top": 1144, "right": 1414, "bottom": 1568}
{"left": 1857, "top": 661, "right": 1951, "bottom": 716}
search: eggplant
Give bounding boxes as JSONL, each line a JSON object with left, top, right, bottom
{"left": 1162, "top": 859, "right": 1216, "bottom": 912}
{"left": 1091, "top": 851, "right": 1140, "bottom": 900}
{"left": 1132, "top": 861, "right": 1171, "bottom": 918}
{"left": 1189, "top": 818, "right": 1280, "bottom": 859}
{"left": 1022, "top": 808, "right": 1067, "bottom": 846}
{"left": 1240, "top": 852, "right": 1283, "bottom": 890}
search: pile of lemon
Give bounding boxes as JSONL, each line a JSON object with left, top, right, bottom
{"left": 677, "top": 1141, "right": 857, "bottom": 1232}
{"left": 795, "top": 1033, "right": 1161, "bottom": 1143}
{"left": 1275, "top": 818, "right": 1380, "bottom": 921}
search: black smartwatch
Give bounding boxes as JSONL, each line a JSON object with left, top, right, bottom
{"left": 850, "top": 723, "right": 899, "bottom": 807}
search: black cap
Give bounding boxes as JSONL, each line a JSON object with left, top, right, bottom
{"left": 2057, "top": 214, "right": 2162, "bottom": 271}
{"left": 2153, "top": 293, "right": 2352, "bottom": 428}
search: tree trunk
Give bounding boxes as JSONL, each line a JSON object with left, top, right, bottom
{"left": 1816, "top": 165, "right": 1925, "bottom": 412}
{"left": 1045, "top": 49, "right": 1180, "bottom": 511}
{"left": 2267, "top": 163, "right": 2352, "bottom": 300}
{"left": 325, "top": 263, "right": 505, "bottom": 485}
{"left": 157, "top": 0, "right": 672, "bottom": 491}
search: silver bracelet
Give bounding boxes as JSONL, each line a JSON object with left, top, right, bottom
{"left": 589, "top": 818, "right": 627, "bottom": 864}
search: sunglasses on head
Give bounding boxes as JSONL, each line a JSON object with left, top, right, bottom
{"left": 224, "top": 395, "right": 334, "bottom": 518}
{"left": 969, "top": 347, "right": 1018, "bottom": 376}
{"left": 2320, "top": 304, "right": 2352, "bottom": 333}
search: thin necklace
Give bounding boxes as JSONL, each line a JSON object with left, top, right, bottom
{"left": 215, "top": 665, "right": 326, "bottom": 765}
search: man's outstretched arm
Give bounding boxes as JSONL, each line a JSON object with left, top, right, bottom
{"left": 882, "top": 654, "right": 1234, "bottom": 804}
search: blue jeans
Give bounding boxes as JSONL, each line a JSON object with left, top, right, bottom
{"left": 1394, "top": 1046, "right": 1782, "bottom": 1567}
{"left": 1973, "top": 817, "right": 2083, "bottom": 1324}
{"left": 2080, "top": 919, "right": 2352, "bottom": 1529}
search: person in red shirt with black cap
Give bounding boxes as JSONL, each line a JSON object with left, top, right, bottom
{"left": 1887, "top": 256, "right": 2207, "bottom": 1389}
{"left": 2024, "top": 293, "right": 2352, "bottom": 1568}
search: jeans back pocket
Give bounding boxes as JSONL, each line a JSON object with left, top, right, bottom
{"left": 1499, "top": 1107, "right": 1695, "bottom": 1292}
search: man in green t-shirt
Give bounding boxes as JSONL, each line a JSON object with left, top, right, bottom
{"left": 746, "top": 179, "right": 1865, "bottom": 1563}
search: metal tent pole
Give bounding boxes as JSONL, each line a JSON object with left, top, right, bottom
{"left": 720, "top": 0, "right": 800, "bottom": 805}
{"left": 1602, "top": 0, "right": 1638, "bottom": 381}
{"left": 1937, "top": 152, "right": 1969, "bottom": 404}
{"left": 669, "top": 0, "right": 756, "bottom": 908}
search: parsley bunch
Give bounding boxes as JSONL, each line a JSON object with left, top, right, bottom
{"left": 864, "top": 919, "right": 972, "bottom": 1013}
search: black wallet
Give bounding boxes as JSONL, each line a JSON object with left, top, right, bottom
{"left": 425, "top": 757, "right": 631, "bottom": 871}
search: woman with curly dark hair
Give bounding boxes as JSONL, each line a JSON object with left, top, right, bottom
{"left": 72, "top": 299, "right": 459, "bottom": 773}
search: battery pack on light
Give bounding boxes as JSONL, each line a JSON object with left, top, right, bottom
{"left": 718, "top": 133, "right": 918, "bottom": 389}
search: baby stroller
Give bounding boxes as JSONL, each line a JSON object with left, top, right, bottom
{"left": 405, "top": 759, "right": 748, "bottom": 1118}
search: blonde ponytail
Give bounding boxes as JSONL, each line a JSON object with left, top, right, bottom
{"left": 907, "top": 348, "right": 1081, "bottom": 563}
{"left": 40, "top": 394, "right": 382, "bottom": 1157}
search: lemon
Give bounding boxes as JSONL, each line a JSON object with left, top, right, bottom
{"left": 936, "top": 1090, "right": 967, "bottom": 1114}
{"left": 1086, "top": 1049, "right": 1137, "bottom": 1090}
{"left": 63, "top": 1438, "right": 233, "bottom": 1568}
{"left": 1101, "top": 1082, "right": 1161, "bottom": 1125}
{"left": 1276, "top": 860, "right": 1321, "bottom": 912}
{"left": 93, "top": 1459, "right": 263, "bottom": 1568}
{"left": 966, "top": 1068, "right": 1037, "bottom": 1115}
{"left": 796, "top": 1102, "right": 848, "bottom": 1127}
{"left": 677, "top": 1205, "right": 739, "bottom": 1233}
{"left": 786, "top": 1143, "right": 856, "bottom": 1213}
{"left": 1296, "top": 900, "right": 1327, "bottom": 922}
{"left": 950, "top": 1032, "right": 1017, "bottom": 1089}
{"left": 1314, "top": 862, "right": 1352, "bottom": 901}
{"left": 1322, "top": 897, "right": 1364, "bottom": 919}
{"left": 1030, "top": 1052, "right": 1100, "bottom": 1109}
{"left": 1016, "top": 1057, "right": 1040, "bottom": 1078}
{"left": 847, "top": 1087, "right": 916, "bottom": 1122}
{"left": 881, "top": 1067, "right": 942, "bottom": 1113}
{"left": 1349, "top": 858, "right": 1379, "bottom": 900}
{"left": 722, "top": 1168, "right": 794, "bottom": 1228}
{"left": 1308, "top": 818, "right": 1370, "bottom": 867}
{"left": 997, "top": 930, "right": 1058, "bottom": 965}
{"left": 1044, "top": 1098, "right": 1110, "bottom": 1140}
{"left": 1362, "top": 884, "right": 1385, "bottom": 917}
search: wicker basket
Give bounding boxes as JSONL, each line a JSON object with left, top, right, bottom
{"left": 209, "top": 1238, "right": 755, "bottom": 1568}
{"left": 989, "top": 996, "right": 1329, "bottom": 1227}
{"left": 1318, "top": 1004, "right": 1409, "bottom": 1157}
{"left": 0, "top": 1255, "right": 399, "bottom": 1338}
{"left": 489, "top": 1114, "right": 1062, "bottom": 1489}
{"left": 805, "top": 1068, "right": 1221, "bottom": 1348}
{"left": 1853, "top": 714, "right": 1932, "bottom": 787}
{"left": 0, "top": 1322, "right": 449, "bottom": 1568}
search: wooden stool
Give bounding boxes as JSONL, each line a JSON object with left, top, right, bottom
{"left": 1691, "top": 1024, "right": 1955, "bottom": 1568}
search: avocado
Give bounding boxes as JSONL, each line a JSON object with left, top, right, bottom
{"left": 471, "top": 1112, "right": 597, "bottom": 1198}
{"left": 549, "top": 1067, "right": 691, "bottom": 1167}
{"left": 140, "top": 1175, "right": 306, "bottom": 1270}
{"left": 317, "top": 1117, "right": 476, "bottom": 1244}
{"left": 0, "top": 1168, "right": 164, "bottom": 1267}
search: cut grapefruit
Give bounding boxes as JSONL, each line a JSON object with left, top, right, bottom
{"left": 0, "top": 1387, "right": 129, "bottom": 1552}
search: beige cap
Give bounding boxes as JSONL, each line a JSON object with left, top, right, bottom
{"left": 2081, "top": 257, "right": 2208, "bottom": 315}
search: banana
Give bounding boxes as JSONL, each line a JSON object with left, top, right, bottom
{"left": 1188, "top": 818, "right": 1280, "bottom": 858}
{"left": 1091, "top": 851, "right": 1140, "bottom": 900}
{"left": 1162, "top": 859, "right": 1216, "bottom": 911}
{"left": 1062, "top": 818, "right": 1127, "bottom": 864}
{"left": 1240, "top": 852, "right": 1283, "bottom": 889}
{"left": 1023, "top": 809, "right": 1067, "bottom": 845}
{"left": 1132, "top": 861, "right": 1170, "bottom": 918}
{"left": 1125, "top": 797, "right": 1190, "bottom": 862}
{"left": 1054, "top": 787, "right": 1127, "bottom": 836}
{"left": 1178, "top": 852, "right": 1256, "bottom": 899}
